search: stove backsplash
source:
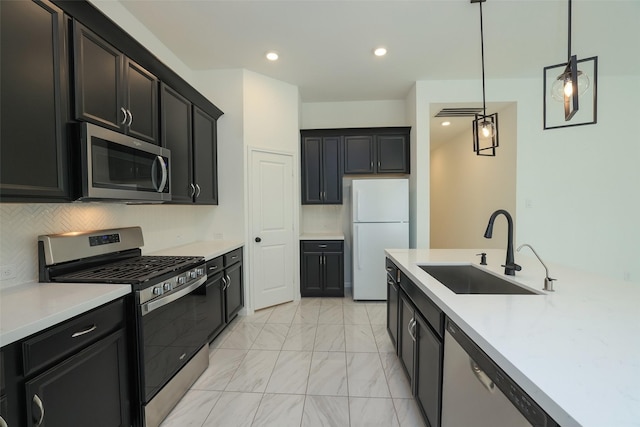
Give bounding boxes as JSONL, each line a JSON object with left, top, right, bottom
{"left": 0, "top": 203, "right": 215, "bottom": 289}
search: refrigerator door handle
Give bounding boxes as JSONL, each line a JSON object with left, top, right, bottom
{"left": 355, "top": 225, "right": 362, "bottom": 269}
{"left": 354, "top": 189, "right": 360, "bottom": 222}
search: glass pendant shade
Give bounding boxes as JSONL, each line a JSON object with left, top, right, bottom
{"left": 551, "top": 69, "right": 590, "bottom": 101}
{"left": 473, "top": 113, "right": 499, "bottom": 156}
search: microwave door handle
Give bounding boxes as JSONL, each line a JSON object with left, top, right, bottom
{"left": 151, "top": 155, "right": 168, "bottom": 192}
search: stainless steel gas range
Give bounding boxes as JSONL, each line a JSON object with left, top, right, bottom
{"left": 38, "top": 227, "right": 210, "bottom": 427}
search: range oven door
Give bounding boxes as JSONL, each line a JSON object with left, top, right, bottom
{"left": 137, "top": 277, "right": 209, "bottom": 402}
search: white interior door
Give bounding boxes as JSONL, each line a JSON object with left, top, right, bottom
{"left": 250, "top": 149, "right": 295, "bottom": 310}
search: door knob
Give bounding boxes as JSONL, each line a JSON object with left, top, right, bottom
{"left": 255, "top": 237, "right": 262, "bottom": 243}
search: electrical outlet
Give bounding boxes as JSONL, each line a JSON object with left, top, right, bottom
{"left": 1, "top": 265, "right": 17, "bottom": 280}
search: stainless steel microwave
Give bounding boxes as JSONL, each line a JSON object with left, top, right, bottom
{"left": 77, "top": 123, "right": 171, "bottom": 202}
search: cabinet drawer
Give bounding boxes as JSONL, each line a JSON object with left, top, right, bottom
{"left": 400, "top": 272, "right": 444, "bottom": 339}
{"left": 224, "top": 248, "right": 242, "bottom": 266}
{"left": 301, "top": 241, "right": 343, "bottom": 252}
{"left": 206, "top": 256, "right": 224, "bottom": 275}
{"left": 22, "top": 299, "right": 125, "bottom": 376}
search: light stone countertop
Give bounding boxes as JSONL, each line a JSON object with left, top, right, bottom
{"left": 385, "top": 248, "right": 640, "bottom": 427}
{"left": 300, "top": 232, "right": 345, "bottom": 240}
{"left": 147, "top": 240, "right": 244, "bottom": 260}
{"left": 0, "top": 282, "right": 131, "bottom": 347}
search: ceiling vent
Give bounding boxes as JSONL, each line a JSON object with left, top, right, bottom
{"left": 435, "top": 107, "right": 483, "bottom": 117}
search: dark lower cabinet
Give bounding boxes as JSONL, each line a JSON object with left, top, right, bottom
{"left": 205, "top": 248, "right": 244, "bottom": 342}
{"left": 25, "top": 330, "right": 130, "bottom": 426}
{"left": 300, "top": 240, "right": 344, "bottom": 297}
{"left": 386, "top": 259, "right": 400, "bottom": 351}
{"left": 415, "top": 313, "right": 443, "bottom": 427}
{"left": 391, "top": 261, "right": 443, "bottom": 427}
{"left": 1, "top": 298, "right": 131, "bottom": 427}
{"left": 0, "top": 0, "right": 71, "bottom": 202}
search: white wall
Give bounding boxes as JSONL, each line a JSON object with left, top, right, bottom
{"left": 301, "top": 100, "right": 407, "bottom": 129}
{"left": 414, "top": 76, "right": 640, "bottom": 283}
{"left": 430, "top": 103, "right": 517, "bottom": 249}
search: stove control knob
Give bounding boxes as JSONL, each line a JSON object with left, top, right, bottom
{"left": 197, "top": 267, "right": 205, "bottom": 277}
{"left": 190, "top": 270, "right": 197, "bottom": 279}
{"left": 163, "top": 283, "right": 172, "bottom": 292}
{"left": 178, "top": 276, "right": 186, "bottom": 285}
{"left": 152, "top": 287, "right": 163, "bottom": 296}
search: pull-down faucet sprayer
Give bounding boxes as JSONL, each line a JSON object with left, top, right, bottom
{"left": 484, "top": 209, "right": 521, "bottom": 276}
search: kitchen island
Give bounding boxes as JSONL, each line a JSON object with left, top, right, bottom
{"left": 386, "top": 248, "right": 640, "bottom": 427}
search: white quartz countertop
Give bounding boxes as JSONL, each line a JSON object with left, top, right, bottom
{"left": 385, "top": 248, "right": 640, "bottom": 427}
{"left": 147, "top": 240, "right": 244, "bottom": 260}
{"left": 0, "top": 282, "right": 131, "bottom": 347}
{"left": 300, "top": 232, "right": 345, "bottom": 240}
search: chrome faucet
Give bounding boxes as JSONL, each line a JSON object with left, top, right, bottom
{"left": 483, "top": 209, "right": 521, "bottom": 276}
{"left": 517, "top": 244, "right": 556, "bottom": 291}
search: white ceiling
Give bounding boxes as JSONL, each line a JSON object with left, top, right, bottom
{"left": 119, "top": 0, "right": 639, "bottom": 103}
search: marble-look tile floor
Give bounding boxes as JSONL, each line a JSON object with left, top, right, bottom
{"left": 160, "top": 291, "right": 426, "bottom": 427}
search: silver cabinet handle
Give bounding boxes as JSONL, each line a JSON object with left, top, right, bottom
{"left": 221, "top": 276, "right": 228, "bottom": 290}
{"left": 33, "top": 394, "right": 45, "bottom": 426}
{"left": 370, "top": 161, "right": 373, "bottom": 169}
{"left": 71, "top": 324, "right": 97, "bottom": 338}
{"left": 126, "top": 109, "right": 133, "bottom": 126}
{"left": 195, "top": 183, "right": 201, "bottom": 198}
{"left": 470, "top": 359, "right": 495, "bottom": 392}
{"left": 318, "top": 244, "right": 327, "bottom": 248}
{"left": 407, "top": 317, "right": 415, "bottom": 341}
{"left": 209, "top": 265, "right": 218, "bottom": 271}
{"left": 151, "top": 156, "right": 168, "bottom": 193}
{"left": 231, "top": 255, "right": 238, "bottom": 259}
{"left": 226, "top": 274, "right": 231, "bottom": 288}
{"left": 120, "top": 107, "right": 127, "bottom": 125}
{"left": 190, "top": 183, "right": 196, "bottom": 197}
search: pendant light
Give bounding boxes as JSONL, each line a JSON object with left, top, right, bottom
{"left": 471, "top": 0, "right": 498, "bottom": 157}
{"left": 543, "top": 0, "right": 598, "bottom": 128}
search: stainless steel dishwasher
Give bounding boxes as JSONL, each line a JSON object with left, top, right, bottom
{"left": 441, "top": 320, "right": 557, "bottom": 427}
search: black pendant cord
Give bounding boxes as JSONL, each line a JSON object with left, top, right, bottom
{"left": 479, "top": 1, "right": 487, "bottom": 118}
{"left": 567, "top": 0, "right": 572, "bottom": 61}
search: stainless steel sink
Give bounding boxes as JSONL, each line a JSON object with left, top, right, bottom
{"left": 419, "top": 265, "right": 539, "bottom": 295}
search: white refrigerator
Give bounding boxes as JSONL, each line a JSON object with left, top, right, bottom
{"left": 351, "top": 178, "right": 409, "bottom": 300}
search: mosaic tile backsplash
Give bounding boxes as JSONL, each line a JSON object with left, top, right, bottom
{"left": 0, "top": 203, "right": 215, "bottom": 289}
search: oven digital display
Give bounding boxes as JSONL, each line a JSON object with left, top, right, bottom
{"left": 89, "top": 233, "right": 121, "bottom": 247}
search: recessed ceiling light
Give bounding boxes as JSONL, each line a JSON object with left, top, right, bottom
{"left": 441, "top": 121, "right": 451, "bottom": 127}
{"left": 266, "top": 51, "right": 279, "bottom": 61}
{"left": 373, "top": 47, "right": 387, "bottom": 57}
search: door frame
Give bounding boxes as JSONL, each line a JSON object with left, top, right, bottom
{"left": 246, "top": 146, "right": 300, "bottom": 314}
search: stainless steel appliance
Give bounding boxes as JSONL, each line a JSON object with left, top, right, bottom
{"left": 38, "top": 227, "right": 208, "bottom": 427}
{"left": 77, "top": 122, "right": 171, "bottom": 202}
{"left": 441, "top": 319, "right": 557, "bottom": 427}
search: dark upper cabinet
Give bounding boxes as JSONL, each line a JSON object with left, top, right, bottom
{"left": 193, "top": 106, "right": 219, "bottom": 205}
{"left": 161, "top": 84, "right": 219, "bottom": 205}
{"left": 161, "top": 83, "right": 193, "bottom": 203}
{"left": 377, "top": 134, "right": 409, "bottom": 173}
{"left": 73, "top": 21, "right": 159, "bottom": 144}
{"left": 344, "top": 132, "right": 410, "bottom": 174}
{"left": 0, "top": 0, "right": 71, "bottom": 202}
{"left": 301, "top": 135, "right": 342, "bottom": 204}
{"left": 344, "top": 135, "right": 375, "bottom": 174}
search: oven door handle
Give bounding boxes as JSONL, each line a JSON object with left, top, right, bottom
{"left": 141, "top": 276, "right": 207, "bottom": 316}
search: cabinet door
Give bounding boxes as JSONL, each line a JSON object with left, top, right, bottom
{"left": 25, "top": 330, "right": 130, "bottom": 427}
{"left": 344, "top": 135, "right": 374, "bottom": 174}
{"left": 125, "top": 58, "right": 158, "bottom": 144}
{"left": 224, "top": 262, "right": 243, "bottom": 322}
{"left": 387, "top": 279, "right": 399, "bottom": 352}
{"left": 1, "top": 0, "right": 71, "bottom": 201}
{"left": 322, "top": 136, "right": 342, "bottom": 204}
{"left": 323, "top": 251, "right": 344, "bottom": 297}
{"left": 415, "top": 314, "right": 443, "bottom": 427}
{"left": 193, "top": 106, "right": 218, "bottom": 205}
{"left": 73, "top": 21, "right": 124, "bottom": 132}
{"left": 161, "top": 83, "right": 193, "bottom": 203}
{"left": 398, "top": 293, "right": 415, "bottom": 388}
{"left": 205, "top": 273, "right": 226, "bottom": 342}
{"left": 300, "top": 251, "right": 323, "bottom": 297}
{"left": 377, "top": 134, "right": 409, "bottom": 173}
{"left": 301, "top": 137, "right": 323, "bottom": 204}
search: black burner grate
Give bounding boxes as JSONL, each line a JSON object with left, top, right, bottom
{"left": 54, "top": 256, "right": 203, "bottom": 284}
